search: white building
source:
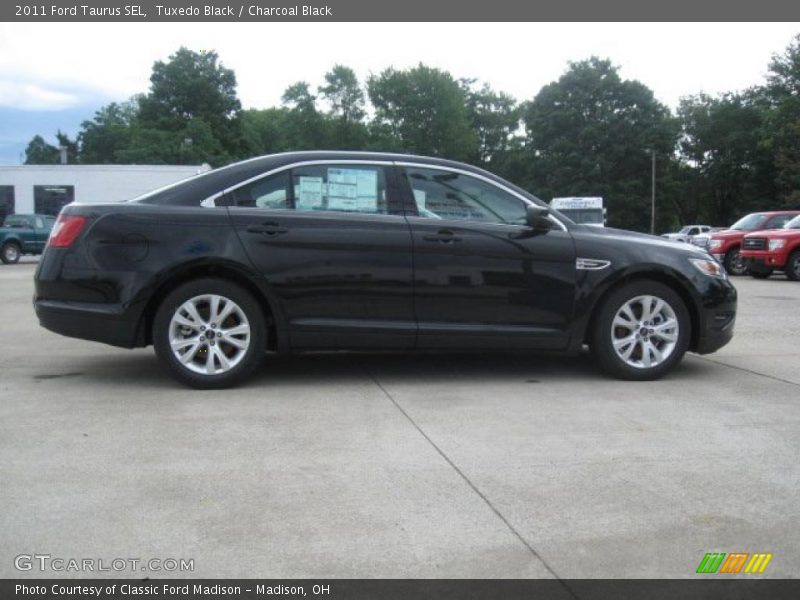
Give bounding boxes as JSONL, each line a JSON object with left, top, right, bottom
{"left": 0, "top": 164, "right": 208, "bottom": 221}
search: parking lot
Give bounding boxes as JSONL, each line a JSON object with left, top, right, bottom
{"left": 1, "top": 260, "right": 798, "bottom": 579}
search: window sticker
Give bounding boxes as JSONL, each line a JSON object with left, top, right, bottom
{"left": 327, "top": 168, "right": 378, "bottom": 212}
{"left": 296, "top": 176, "right": 324, "bottom": 210}
{"left": 413, "top": 189, "right": 427, "bottom": 209}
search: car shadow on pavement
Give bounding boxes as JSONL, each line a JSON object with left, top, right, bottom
{"left": 30, "top": 347, "right": 719, "bottom": 392}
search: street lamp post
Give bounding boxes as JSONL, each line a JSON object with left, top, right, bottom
{"left": 650, "top": 149, "right": 656, "bottom": 235}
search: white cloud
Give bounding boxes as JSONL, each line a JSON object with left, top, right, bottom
{"left": 0, "top": 22, "right": 797, "bottom": 112}
{"left": 0, "top": 80, "right": 81, "bottom": 110}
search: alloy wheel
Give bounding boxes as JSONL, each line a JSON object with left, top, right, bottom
{"left": 610, "top": 295, "right": 679, "bottom": 369}
{"left": 168, "top": 294, "right": 251, "bottom": 375}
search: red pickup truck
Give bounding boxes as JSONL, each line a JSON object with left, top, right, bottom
{"left": 708, "top": 211, "right": 800, "bottom": 275}
{"left": 740, "top": 214, "right": 800, "bottom": 280}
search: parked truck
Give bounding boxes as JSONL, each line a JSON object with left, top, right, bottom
{"left": 0, "top": 214, "right": 55, "bottom": 264}
{"left": 550, "top": 197, "right": 606, "bottom": 226}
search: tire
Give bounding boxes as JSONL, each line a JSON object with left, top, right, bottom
{"left": 724, "top": 247, "right": 748, "bottom": 276}
{"left": 786, "top": 250, "right": 800, "bottom": 282}
{"left": 1, "top": 242, "right": 21, "bottom": 264}
{"left": 153, "top": 278, "right": 267, "bottom": 389}
{"left": 590, "top": 281, "right": 691, "bottom": 381}
{"left": 750, "top": 269, "right": 773, "bottom": 279}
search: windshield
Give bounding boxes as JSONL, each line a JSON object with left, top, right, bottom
{"left": 785, "top": 215, "right": 800, "bottom": 229}
{"left": 558, "top": 208, "right": 604, "bottom": 224}
{"left": 679, "top": 226, "right": 693, "bottom": 234}
{"left": 730, "top": 213, "right": 765, "bottom": 231}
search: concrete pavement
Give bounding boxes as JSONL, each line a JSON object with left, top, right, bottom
{"left": 1, "top": 261, "right": 798, "bottom": 578}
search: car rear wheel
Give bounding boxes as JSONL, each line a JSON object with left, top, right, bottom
{"left": 1, "top": 242, "right": 21, "bottom": 264}
{"left": 153, "top": 278, "right": 266, "bottom": 389}
{"left": 590, "top": 281, "right": 690, "bottom": 380}
{"left": 786, "top": 250, "right": 800, "bottom": 281}
{"left": 724, "top": 247, "right": 748, "bottom": 276}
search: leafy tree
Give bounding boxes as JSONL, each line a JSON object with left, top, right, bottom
{"left": 281, "top": 81, "right": 328, "bottom": 149}
{"left": 135, "top": 47, "right": 245, "bottom": 165}
{"left": 77, "top": 100, "right": 137, "bottom": 164}
{"left": 763, "top": 34, "right": 800, "bottom": 206}
{"left": 24, "top": 135, "right": 60, "bottom": 164}
{"left": 524, "top": 57, "right": 677, "bottom": 231}
{"left": 24, "top": 131, "right": 77, "bottom": 164}
{"left": 367, "top": 64, "right": 476, "bottom": 160}
{"left": 459, "top": 79, "right": 521, "bottom": 167}
{"left": 318, "top": 65, "right": 368, "bottom": 148}
{"left": 677, "top": 91, "right": 776, "bottom": 225}
{"left": 242, "top": 108, "right": 291, "bottom": 156}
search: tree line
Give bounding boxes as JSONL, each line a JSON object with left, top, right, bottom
{"left": 24, "top": 37, "right": 800, "bottom": 233}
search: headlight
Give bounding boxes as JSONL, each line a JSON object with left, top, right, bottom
{"left": 768, "top": 239, "right": 786, "bottom": 251}
{"left": 708, "top": 239, "right": 723, "bottom": 250}
{"left": 690, "top": 258, "right": 727, "bottom": 279}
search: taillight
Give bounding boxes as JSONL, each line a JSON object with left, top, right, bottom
{"left": 48, "top": 215, "right": 88, "bottom": 248}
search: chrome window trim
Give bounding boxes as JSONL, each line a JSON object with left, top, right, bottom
{"left": 395, "top": 161, "right": 568, "bottom": 232}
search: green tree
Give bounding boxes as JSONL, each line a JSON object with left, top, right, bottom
{"left": 763, "top": 34, "right": 800, "bottom": 206}
{"left": 77, "top": 100, "right": 137, "bottom": 164}
{"left": 24, "top": 135, "right": 60, "bottom": 164}
{"left": 242, "top": 107, "right": 291, "bottom": 156}
{"left": 524, "top": 57, "right": 677, "bottom": 231}
{"left": 281, "top": 81, "right": 328, "bottom": 149}
{"left": 135, "top": 47, "right": 245, "bottom": 165}
{"left": 24, "top": 131, "right": 77, "bottom": 164}
{"left": 367, "top": 64, "right": 476, "bottom": 160}
{"left": 459, "top": 79, "right": 521, "bottom": 167}
{"left": 677, "top": 91, "right": 776, "bottom": 225}
{"left": 319, "top": 65, "right": 368, "bottom": 148}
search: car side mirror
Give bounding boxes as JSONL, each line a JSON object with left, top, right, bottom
{"left": 526, "top": 205, "right": 552, "bottom": 232}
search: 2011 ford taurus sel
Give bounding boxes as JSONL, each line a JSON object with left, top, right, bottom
{"left": 34, "top": 151, "right": 737, "bottom": 388}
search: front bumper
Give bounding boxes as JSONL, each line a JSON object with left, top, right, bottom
{"left": 740, "top": 249, "right": 788, "bottom": 270}
{"left": 693, "top": 279, "right": 737, "bottom": 355}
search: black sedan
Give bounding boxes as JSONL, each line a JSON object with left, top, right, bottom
{"left": 34, "top": 151, "right": 737, "bottom": 388}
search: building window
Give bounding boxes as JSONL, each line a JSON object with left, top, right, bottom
{"left": 0, "top": 186, "right": 14, "bottom": 223}
{"left": 34, "top": 185, "right": 74, "bottom": 216}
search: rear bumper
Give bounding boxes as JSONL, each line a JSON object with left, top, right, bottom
{"left": 34, "top": 299, "right": 139, "bottom": 348}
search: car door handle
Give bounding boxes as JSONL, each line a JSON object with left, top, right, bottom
{"left": 246, "top": 222, "right": 288, "bottom": 236}
{"left": 423, "top": 229, "right": 461, "bottom": 244}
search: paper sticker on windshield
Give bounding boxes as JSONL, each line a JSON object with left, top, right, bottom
{"left": 327, "top": 168, "right": 378, "bottom": 212}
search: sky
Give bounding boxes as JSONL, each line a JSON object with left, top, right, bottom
{"left": 0, "top": 22, "right": 798, "bottom": 164}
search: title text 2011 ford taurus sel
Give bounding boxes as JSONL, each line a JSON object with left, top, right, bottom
{"left": 34, "top": 152, "right": 736, "bottom": 388}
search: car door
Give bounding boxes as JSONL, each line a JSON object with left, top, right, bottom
{"left": 225, "top": 161, "right": 415, "bottom": 350}
{"left": 33, "top": 216, "right": 49, "bottom": 252}
{"left": 398, "top": 164, "right": 577, "bottom": 350}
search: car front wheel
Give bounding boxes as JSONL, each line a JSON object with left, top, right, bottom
{"left": 724, "top": 247, "right": 748, "bottom": 276}
{"left": 590, "top": 281, "right": 691, "bottom": 381}
{"left": 153, "top": 278, "right": 266, "bottom": 389}
{"left": 786, "top": 250, "right": 800, "bottom": 281}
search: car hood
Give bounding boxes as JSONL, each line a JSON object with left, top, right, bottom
{"left": 709, "top": 229, "right": 746, "bottom": 239}
{"left": 581, "top": 226, "right": 708, "bottom": 256}
{"left": 747, "top": 229, "right": 800, "bottom": 239}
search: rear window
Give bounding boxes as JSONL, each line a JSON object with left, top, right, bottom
{"left": 3, "top": 215, "right": 28, "bottom": 228}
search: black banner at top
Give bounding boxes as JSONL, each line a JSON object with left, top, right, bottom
{"left": 4, "top": 0, "right": 800, "bottom": 22}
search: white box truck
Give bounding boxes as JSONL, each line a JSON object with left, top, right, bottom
{"left": 550, "top": 197, "right": 606, "bottom": 227}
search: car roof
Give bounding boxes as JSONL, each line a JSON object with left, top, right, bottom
{"left": 134, "top": 151, "right": 544, "bottom": 206}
